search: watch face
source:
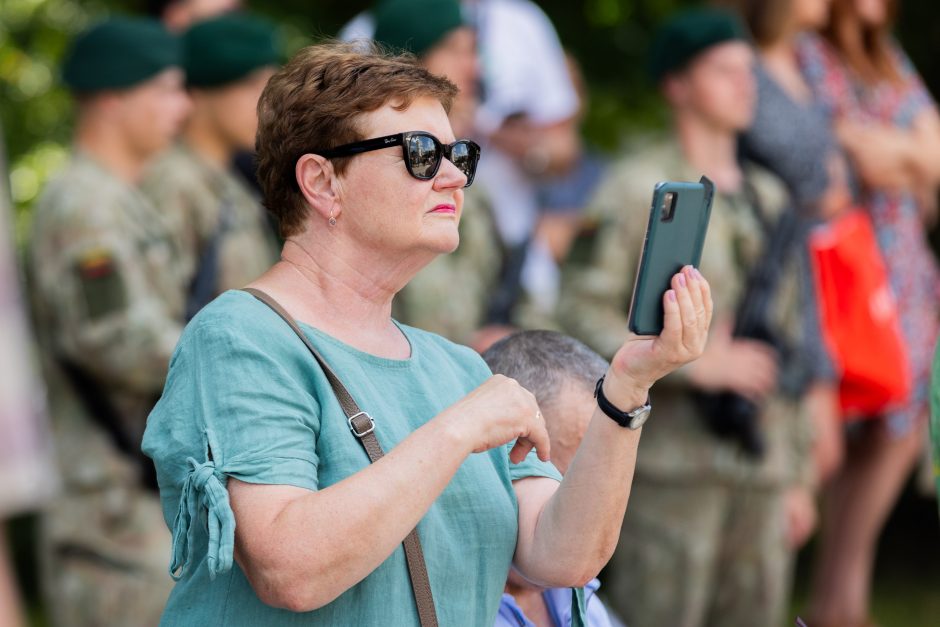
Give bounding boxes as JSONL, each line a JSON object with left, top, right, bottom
{"left": 628, "top": 409, "right": 651, "bottom": 430}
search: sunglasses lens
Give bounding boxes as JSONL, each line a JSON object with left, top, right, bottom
{"left": 407, "top": 134, "right": 441, "bottom": 179}
{"left": 449, "top": 142, "right": 475, "bottom": 180}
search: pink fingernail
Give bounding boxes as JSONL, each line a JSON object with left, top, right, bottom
{"left": 694, "top": 268, "right": 704, "bottom": 280}
{"left": 668, "top": 290, "right": 677, "bottom": 302}
{"left": 678, "top": 274, "right": 687, "bottom": 287}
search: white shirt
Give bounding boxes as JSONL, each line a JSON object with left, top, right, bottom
{"left": 469, "top": 0, "right": 578, "bottom": 134}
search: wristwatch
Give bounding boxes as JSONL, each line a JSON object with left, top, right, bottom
{"left": 594, "top": 376, "right": 652, "bottom": 430}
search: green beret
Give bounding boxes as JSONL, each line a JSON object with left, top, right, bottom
{"left": 373, "top": 0, "right": 465, "bottom": 58}
{"left": 184, "top": 13, "right": 281, "bottom": 88}
{"left": 62, "top": 17, "right": 181, "bottom": 93}
{"left": 649, "top": 8, "right": 749, "bottom": 83}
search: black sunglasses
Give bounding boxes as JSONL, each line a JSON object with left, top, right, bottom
{"left": 314, "top": 131, "right": 481, "bottom": 187}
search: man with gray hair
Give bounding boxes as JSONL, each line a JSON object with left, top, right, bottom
{"left": 483, "top": 330, "right": 619, "bottom": 626}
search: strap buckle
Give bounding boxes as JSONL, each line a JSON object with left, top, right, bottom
{"left": 347, "top": 412, "right": 375, "bottom": 437}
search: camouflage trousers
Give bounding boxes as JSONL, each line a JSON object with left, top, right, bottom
{"left": 601, "top": 475, "right": 793, "bottom": 627}
{"left": 39, "top": 485, "right": 173, "bottom": 627}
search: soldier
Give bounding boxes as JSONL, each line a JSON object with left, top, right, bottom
{"left": 28, "top": 17, "right": 190, "bottom": 626}
{"left": 558, "top": 9, "right": 817, "bottom": 627}
{"left": 142, "top": 13, "right": 282, "bottom": 319}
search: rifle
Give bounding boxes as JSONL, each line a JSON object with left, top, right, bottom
{"left": 694, "top": 182, "right": 802, "bottom": 458}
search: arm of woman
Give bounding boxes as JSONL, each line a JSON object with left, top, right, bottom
{"left": 228, "top": 374, "right": 550, "bottom": 612}
{"left": 889, "top": 43, "right": 940, "bottom": 187}
{"left": 835, "top": 120, "right": 918, "bottom": 191}
{"left": 908, "top": 107, "right": 940, "bottom": 185}
{"left": 836, "top": 111, "right": 940, "bottom": 192}
{"left": 512, "top": 267, "right": 712, "bottom": 587}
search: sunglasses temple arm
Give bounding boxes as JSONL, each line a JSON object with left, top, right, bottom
{"left": 317, "top": 134, "right": 404, "bottom": 158}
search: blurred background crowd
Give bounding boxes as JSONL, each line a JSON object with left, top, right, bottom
{"left": 2, "top": 0, "right": 940, "bottom": 625}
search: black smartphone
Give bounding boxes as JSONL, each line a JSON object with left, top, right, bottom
{"left": 627, "top": 176, "right": 715, "bottom": 336}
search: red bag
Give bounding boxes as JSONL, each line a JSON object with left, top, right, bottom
{"left": 809, "top": 210, "right": 911, "bottom": 419}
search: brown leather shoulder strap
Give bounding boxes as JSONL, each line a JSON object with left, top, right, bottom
{"left": 241, "top": 288, "right": 438, "bottom": 627}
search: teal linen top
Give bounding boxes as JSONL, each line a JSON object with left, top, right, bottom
{"left": 142, "top": 290, "right": 563, "bottom": 626}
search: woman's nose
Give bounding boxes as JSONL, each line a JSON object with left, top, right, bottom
{"left": 434, "top": 158, "right": 468, "bottom": 189}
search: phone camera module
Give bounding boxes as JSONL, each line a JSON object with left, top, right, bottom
{"left": 661, "top": 192, "right": 677, "bottom": 223}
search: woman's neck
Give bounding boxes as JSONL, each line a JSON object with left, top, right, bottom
{"left": 760, "top": 37, "right": 814, "bottom": 105}
{"left": 762, "top": 37, "right": 796, "bottom": 64}
{"left": 256, "top": 235, "right": 427, "bottom": 359}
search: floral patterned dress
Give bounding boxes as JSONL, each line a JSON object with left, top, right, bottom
{"left": 798, "top": 33, "right": 940, "bottom": 436}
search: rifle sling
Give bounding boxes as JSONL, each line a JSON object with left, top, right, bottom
{"left": 733, "top": 176, "right": 800, "bottom": 333}
{"left": 242, "top": 288, "right": 439, "bottom": 627}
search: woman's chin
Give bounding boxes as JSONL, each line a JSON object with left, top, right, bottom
{"left": 433, "top": 235, "right": 461, "bottom": 255}
{"left": 418, "top": 224, "right": 460, "bottom": 254}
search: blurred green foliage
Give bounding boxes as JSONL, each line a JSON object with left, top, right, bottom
{"left": 1, "top": 0, "right": 938, "bottom": 240}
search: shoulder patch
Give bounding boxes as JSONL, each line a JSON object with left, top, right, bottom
{"left": 74, "top": 249, "right": 127, "bottom": 321}
{"left": 77, "top": 248, "right": 117, "bottom": 279}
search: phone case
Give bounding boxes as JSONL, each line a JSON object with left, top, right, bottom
{"left": 628, "top": 176, "right": 715, "bottom": 336}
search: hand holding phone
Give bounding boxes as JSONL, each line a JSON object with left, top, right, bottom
{"left": 628, "top": 176, "right": 715, "bottom": 336}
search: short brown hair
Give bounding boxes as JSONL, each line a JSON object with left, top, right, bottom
{"left": 256, "top": 41, "right": 458, "bottom": 237}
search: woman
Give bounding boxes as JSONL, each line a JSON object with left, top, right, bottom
{"left": 796, "top": 1, "right": 940, "bottom": 624}
{"left": 721, "top": 0, "right": 850, "bottom": 555}
{"left": 141, "top": 43, "right": 712, "bottom": 625}
{"left": 723, "top": 0, "right": 848, "bottom": 217}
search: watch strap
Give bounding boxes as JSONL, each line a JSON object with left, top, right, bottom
{"left": 594, "top": 376, "right": 651, "bottom": 429}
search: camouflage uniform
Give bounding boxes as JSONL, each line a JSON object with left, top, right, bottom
{"left": 142, "top": 143, "right": 280, "bottom": 311}
{"left": 559, "top": 138, "right": 813, "bottom": 627}
{"left": 29, "top": 152, "right": 186, "bottom": 627}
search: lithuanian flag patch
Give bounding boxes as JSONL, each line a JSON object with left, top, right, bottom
{"left": 74, "top": 248, "right": 126, "bottom": 320}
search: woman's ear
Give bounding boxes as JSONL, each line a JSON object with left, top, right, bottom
{"left": 296, "top": 154, "right": 341, "bottom": 224}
